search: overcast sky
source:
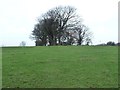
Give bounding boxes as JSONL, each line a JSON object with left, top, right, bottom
{"left": 0, "top": 0, "right": 118, "bottom": 46}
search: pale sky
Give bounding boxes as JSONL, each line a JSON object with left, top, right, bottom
{"left": 0, "top": 0, "right": 118, "bottom": 46}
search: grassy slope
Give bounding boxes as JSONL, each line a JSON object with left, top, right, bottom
{"left": 2, "top": 46, "right": 118, "bottom": 88}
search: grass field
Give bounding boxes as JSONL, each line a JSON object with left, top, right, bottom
{"left": 2, "top": 46, "right": 118, "bottom": 88}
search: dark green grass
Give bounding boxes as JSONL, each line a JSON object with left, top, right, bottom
{"left": 2, "top": 46, "right": 118, "bottom": 88}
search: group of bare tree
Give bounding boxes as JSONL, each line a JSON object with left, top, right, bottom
{"left": 32, "top": 6, "right": 92, "bottom": 46}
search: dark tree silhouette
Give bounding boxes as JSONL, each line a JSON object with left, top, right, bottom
{"left": 32, "top": 6, "right": 92, "bottom": 46}
{"left": 107, "top": 41, "right": 115, "bottom": 46}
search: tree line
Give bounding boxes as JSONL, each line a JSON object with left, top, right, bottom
{"left": 32, "top": 6, "right": 92, "bottom": 46}
{"left": 96, "top": 41, "right": 120, "bottom": 46}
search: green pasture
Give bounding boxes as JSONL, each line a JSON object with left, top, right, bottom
{"left": 2, "top": 46, "right": 118, "bottom": 88}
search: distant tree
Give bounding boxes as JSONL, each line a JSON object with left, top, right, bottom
{"left": 32, "top": 6, "right": 92, "bottom": 46}
{"left": 107, "top": 41, "right": 115, "bottom": 46}
{"left": 117, "top": 42, "right": 120, "bottom": 46}
{"left": 20, "top": 41, "right": 26, "bottom": 47}
{"left": 84, "top": 28, "right": 93, "bottom": 45}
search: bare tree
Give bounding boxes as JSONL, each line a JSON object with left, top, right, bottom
{"left": 20, "top": 41, "right": 26, "bottom": 47}
{"left": 84, "top": 30, "right": 93, "bottom": 45}
{"left": 32, "top": 6, "right": 92, "bottom": 46}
